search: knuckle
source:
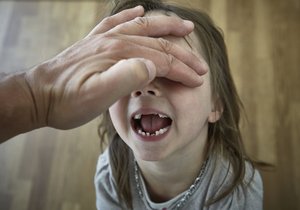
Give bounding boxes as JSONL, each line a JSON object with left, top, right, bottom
{"left": 109, "top": 39, "right": 126, "bottom": 50}
{"left": 133, "top": 16, "right": 150, "bottom": 29}
{"left": 166, "top": 53, "right": 175, "bottom": 68}
{"left": 157, "top": 38, "right": 173, "bottom": 54}
{"left": 156, "top": 38, "right": 176, "bottom": 72}
{"left": 101, "top": 29, "right": 115, "bottom": 39}
{"left": 101, "top": 16, "right": 114, "bottom": 27}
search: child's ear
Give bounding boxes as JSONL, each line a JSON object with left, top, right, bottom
{"left": 208, "top": 98, "right": 223, "bottom": 123}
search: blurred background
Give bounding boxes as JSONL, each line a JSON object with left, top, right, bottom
{"left": 0, "top": 0, "right": 299, "bottom": 210}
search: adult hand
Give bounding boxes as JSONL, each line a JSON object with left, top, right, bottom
{"left": 0, "top": 5, "right": 208, "bottom": 142}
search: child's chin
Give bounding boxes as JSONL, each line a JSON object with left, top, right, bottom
{"left": 133, "top": 149, "right": 170, "bottom": 162}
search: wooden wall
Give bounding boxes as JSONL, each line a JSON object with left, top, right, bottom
{"left": 0, "top": 0, "right": 299, "bottom": 210}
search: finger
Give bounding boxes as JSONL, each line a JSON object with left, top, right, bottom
{"left": 106, "top": 40, "right": 203, "bottom": 87}
{"left": 109, "top": 15, "right": 195, "bottom": 37}
{"left": 158, "top": 59, "right": 204, "bottom": 87}
{"left": 88, "top": 5, "right": 144, "bottom": 36}
{"left": 115, "top": 35, "right": 208, "bottom": 76}
{"left": 82, "top": 58, "right": 156, "bottom": 112}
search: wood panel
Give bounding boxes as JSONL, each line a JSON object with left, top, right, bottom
{"left": 0, "top": 2, "right": 105, "bottom": 210}
{"left": 0, "top": 1, "right": 299, "bottom": 210}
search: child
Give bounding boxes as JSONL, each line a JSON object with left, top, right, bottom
{"left": 95, "top": 0, "right": 263, "bottom": 209}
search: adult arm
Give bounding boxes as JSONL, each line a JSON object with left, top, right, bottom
{"left": 0, "top": 6, "right": 208, "bottom": 143}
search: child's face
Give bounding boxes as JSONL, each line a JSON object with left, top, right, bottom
{"left": 109, "top": 12, "right": 220, "bottom": 161}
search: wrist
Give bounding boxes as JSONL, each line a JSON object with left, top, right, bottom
{"left": 0, "top": 70, "right": 44, "bottom": 142}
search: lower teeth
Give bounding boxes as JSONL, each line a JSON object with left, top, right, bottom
{"left": 138, "top": 127, "right": 169, "bottom": 136}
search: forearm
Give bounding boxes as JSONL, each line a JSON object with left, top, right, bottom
{"left": 0, "top": 71, "right": 39, "bottom": 143}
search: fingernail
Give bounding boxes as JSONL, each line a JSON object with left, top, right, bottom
{"left": 134, "top": 5, "right": 144, "bottom": 11}
{"left": 183, "top": 20, "right": 194, "bottom": 30}
{"left": 193, "top": 57, "right": 209, "bottom": 75}
{"left": 144, "top": 60, "right": 156, "bottom": 81}
{"left": 199, "top": 59, "right": 209, "bottom": 74}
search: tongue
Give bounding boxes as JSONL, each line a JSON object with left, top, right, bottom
{"left": 140, "top": 114, "right": 171, "bottom": 133}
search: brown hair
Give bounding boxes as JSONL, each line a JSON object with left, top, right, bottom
{"left": 99, "top": 0, "right": 254, "bottom": 208}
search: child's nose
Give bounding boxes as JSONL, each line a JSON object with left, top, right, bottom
{"left": 131, "top": 83, "right": 161, "bottom": 97}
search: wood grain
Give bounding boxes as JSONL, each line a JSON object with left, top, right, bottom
{"left": 0, "top": 1, "right": 299, "bottom": 210}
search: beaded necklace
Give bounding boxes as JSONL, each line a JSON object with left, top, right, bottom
{"left": 134, "top": 158, "right": 209, "bottom": 210}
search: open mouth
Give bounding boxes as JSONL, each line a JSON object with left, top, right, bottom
{"left": 131, "top": 113, "right": 172, "bottom": 137}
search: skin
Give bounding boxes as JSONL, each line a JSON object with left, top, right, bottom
{"left": 109, "top": 11, "right": 222, "bottom": 203}
{"left": 0, "top": 6, "right": 208, "bottom": 143}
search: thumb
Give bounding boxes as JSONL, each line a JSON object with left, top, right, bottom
{"left": 93, "top": 58, "right": 156, "bottom": 109}
{"left": 107, "top": 58, "right": 156, "bottom": 91}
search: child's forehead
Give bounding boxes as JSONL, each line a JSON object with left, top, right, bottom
{"left": 144, "top": 10, "right": 204, "bottom": 59}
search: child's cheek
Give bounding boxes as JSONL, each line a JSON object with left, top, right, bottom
{"left": 109, "top": 100, "right": 129, "bottom": 133}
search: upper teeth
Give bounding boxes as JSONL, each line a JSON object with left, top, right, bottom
{"left": 134, "top": 114, "right": 142, "bottom": 119}
{"left": 133, "top": 113, "right": 169, "bottom": 119}
{"left": 158, "top": 114, "right": 169, "bottom": 118}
